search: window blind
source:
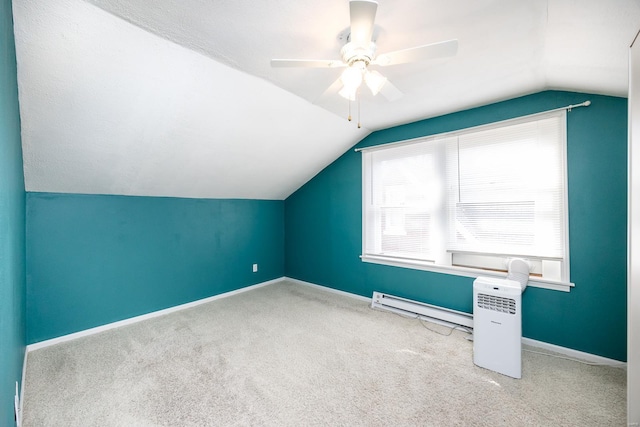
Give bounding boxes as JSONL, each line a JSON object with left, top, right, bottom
{"left": 363, "top": 139, "right": 444, "bottom": 261}
{"left": 445, "top": 112, "right": 567, "bottom": 258}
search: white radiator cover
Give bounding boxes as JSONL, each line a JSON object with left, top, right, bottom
{"left": 371, "top": 292, "right": 473, "bottom": 328}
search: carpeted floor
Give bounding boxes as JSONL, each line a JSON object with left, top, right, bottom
{"left": 22, "top": 280, "right": 626, "bottom": 426}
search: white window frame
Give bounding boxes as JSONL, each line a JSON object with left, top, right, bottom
{"left": 360, "top": 110, "right": 573, "bottom": 292}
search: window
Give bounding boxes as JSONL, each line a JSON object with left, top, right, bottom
{"left": 361, "top": 111, "right": 570, "bottom": 290}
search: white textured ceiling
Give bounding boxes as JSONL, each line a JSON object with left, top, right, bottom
{"left": 12, "top": 0, "right": 640, "bottom": 200}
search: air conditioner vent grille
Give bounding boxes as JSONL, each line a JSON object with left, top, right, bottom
{"left": 477, "top": 293, "right": 516, "bottom": 315}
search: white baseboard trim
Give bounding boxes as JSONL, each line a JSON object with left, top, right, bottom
{"left": 285, "top": 277, "right": 371, "bottom": 303}
{"left": 26, "top": 277, "right": 285, "bottom": 352}
{"left": 522, "top": 338, "right": 626, "bottom": 368}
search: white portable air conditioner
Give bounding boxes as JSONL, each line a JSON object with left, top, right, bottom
{"left": 473, "top": 276, "right": 525, "bottom": 379}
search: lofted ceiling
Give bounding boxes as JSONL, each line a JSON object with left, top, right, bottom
{"left": 11, "top": 0, "right": 640, "bottom": 200}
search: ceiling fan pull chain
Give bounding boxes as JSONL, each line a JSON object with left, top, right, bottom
{"left": 348, "top": 97, "right": 352, "bottom": 122}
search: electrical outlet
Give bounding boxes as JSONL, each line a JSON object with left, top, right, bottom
{"left": 14, "top": 381, "right": 20, "bottom": 427}
{"left": 252, "top": 264, "right": 258, "bottom": 273}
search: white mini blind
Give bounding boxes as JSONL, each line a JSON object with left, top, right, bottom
{"left": 363, "top": 139, "right": 444, "bottom": 262}
{"left": 446, "top": 112, "right": 567, "bottom": 258}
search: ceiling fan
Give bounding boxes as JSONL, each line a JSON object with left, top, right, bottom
{"left": 270, "top": 0, "right": 458, "bottom": 114}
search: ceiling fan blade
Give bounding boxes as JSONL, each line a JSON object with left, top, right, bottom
{"left": 349, "top": 0, "right": 378, "bottom": 48}
{"left": 270, "top": 59, "right": 345, "bottom": 68}
{"left": 313, "top": 76, "right": 345, "bottom": 104}
{"left": 373, "top": 39, "right": 458, "bottom": 66}
{"left": 378, "top": 79, "right": 403, "bottom": 102}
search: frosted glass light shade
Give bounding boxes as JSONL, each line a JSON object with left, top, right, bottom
{"left": 340, "top": 65, "right": 363, "bottom": 87}
{"left": 339, "top": 85, "right": 358, "bottom": 101}
{"left": 339, "top": 66, "right": 363, "bottom": 100}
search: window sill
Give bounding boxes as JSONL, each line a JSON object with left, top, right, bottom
{"left": 360, "top": 254, "right": 574, "bottom": 292}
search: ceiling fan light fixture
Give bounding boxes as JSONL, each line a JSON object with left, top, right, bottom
{"left": 339, "top": 65, "right": 364, "bottom": 100}
{"left": 338, "top": 85, "right": 357, "bottom": 101}
{"left": 364, "top": 70, "right": 387, "bottom": 96}
{"left": 340, "top": 64, "right": 363, "bottom": 87}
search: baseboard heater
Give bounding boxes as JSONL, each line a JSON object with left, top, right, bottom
{"left": 372, "top": 292, "right": 474, "bottom": 328}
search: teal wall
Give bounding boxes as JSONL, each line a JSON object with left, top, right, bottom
{"left": 26, "top": 193, "right": 284, "bottom": 343}
{"left": 0, "top": 0, "right": 26, "bottom": 425}
{"left": 285, "top": 91, "right": 628, "bottom": 361}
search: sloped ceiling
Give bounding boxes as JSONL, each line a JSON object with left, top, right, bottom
{"left": 11, "top": 0, "right": 640, "bottom": 200}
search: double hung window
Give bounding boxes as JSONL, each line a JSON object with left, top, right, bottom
{"left": 361, "top": 111, "right": 570, "bottom": 288}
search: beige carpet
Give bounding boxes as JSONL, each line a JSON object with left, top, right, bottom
{"left": 23, "top": 280, "right": 626, "bottom": 426}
